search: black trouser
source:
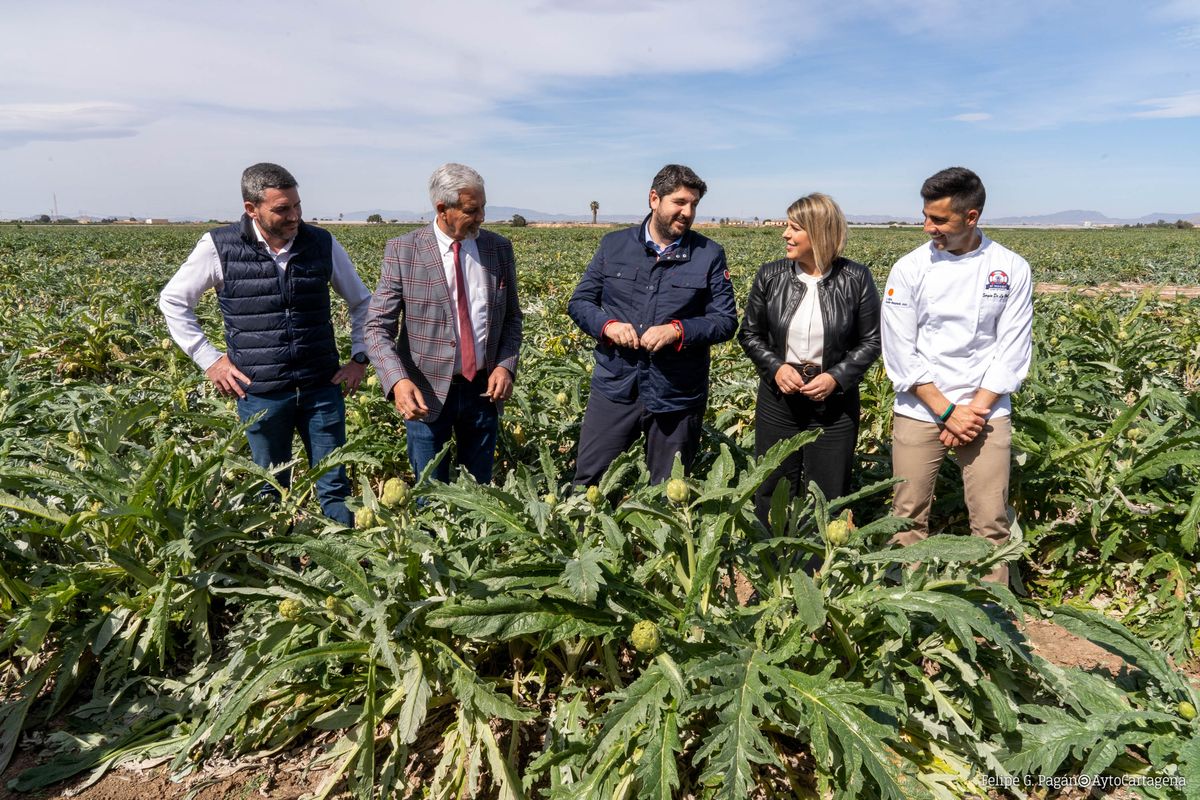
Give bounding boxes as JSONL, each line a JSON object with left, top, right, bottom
{"left": 574, "top": 391, "right": 703, "bottom": 485}
{"left": 753, "top": 380, "right": 860, "bottom": 529}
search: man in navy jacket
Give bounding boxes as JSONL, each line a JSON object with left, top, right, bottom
{"left": 569, "top": 164, "right": 737, "bottom": 485}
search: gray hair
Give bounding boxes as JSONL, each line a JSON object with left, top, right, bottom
{"left": 241, "top": 163, "right": 298, "bottom": 204}
{"left": 428, "top": 163, "right": 485, "bottom": 209}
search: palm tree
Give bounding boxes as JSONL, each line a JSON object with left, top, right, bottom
{"left": 590, "top": 200, "right": 599, "bottom": 225}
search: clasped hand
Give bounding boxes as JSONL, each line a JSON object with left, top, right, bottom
{"left": 940, "top": 403, "right": 991, "bottom": 447}
{"left": 774, "top": 364, "right": 837, "bottom": 400}
{"left": 605, "top": 321, "right": 679, "bottom": 352}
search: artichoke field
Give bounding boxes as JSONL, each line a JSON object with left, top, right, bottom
{"left": 1, "top": 223, "right": 1199, "bottom": 798}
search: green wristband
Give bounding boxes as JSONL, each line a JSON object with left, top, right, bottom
{"left": 939, "top": 403, "right": 956, "bottom": 422}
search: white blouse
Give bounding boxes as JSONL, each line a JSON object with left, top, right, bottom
{"left": 785, "top": 269, "right": 824, "bottom": 365}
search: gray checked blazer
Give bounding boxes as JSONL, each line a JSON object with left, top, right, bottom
{"left": 365, "top": 225, "right": 522, "bottom": 423}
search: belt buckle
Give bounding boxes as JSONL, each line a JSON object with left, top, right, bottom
{"left": 797, "top": 361, "right": 820, "bottom": 381}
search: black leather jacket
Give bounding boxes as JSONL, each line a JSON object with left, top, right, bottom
{"left": 737, "top": 257, "right": 881, "bottom": 394}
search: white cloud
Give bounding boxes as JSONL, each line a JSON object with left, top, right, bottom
{"left": 0, "top": 102, "right": 149, "bottom": 148}
{"left": 952, "top": 112, "right": 992, "bottom": 122}
{"left": 0, "top": 2, "right": 796, "bottom": 118}
{"left": 1134, "top": 91, "right": 1200, "bottom": 118}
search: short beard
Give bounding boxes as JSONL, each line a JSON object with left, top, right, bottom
{"left": 261, "top": 220, "right": 297, "bottom": 242}
{"left": 651, "top": 213, "right": 686, "bottom": 243}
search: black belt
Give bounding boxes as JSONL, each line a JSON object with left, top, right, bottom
{"left": 787, "top": 361, "right": 822, "bottom": 381}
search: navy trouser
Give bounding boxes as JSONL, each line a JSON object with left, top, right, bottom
{"left": 405, "top": 374, "right": 499, "bottom": 484}
{"left": 236, "top": 384, "right": 353, "bottom": 526}
{"left": 574, "top": 391, "right": 703, "bottom": 485}
{"left": 752, "top": 380, "right": 860, "bottom": 529}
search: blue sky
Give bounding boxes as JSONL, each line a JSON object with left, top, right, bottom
{"left": 1, "top": 0, "right": 1197, "bottom": 220}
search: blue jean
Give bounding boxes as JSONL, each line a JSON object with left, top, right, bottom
{"left": 406, "top": 375, "right": 499, "bottom": 484}
{"left": 236, "top": 384, "right": 353, "bottom": 526}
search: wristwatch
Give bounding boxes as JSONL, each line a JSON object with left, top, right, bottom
{"left": 351, "top": 352, "right": 369, "bottom": 365}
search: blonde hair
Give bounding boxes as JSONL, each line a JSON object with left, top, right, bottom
{"left": 786, "top": 193, "right": 847, "bottom": 271}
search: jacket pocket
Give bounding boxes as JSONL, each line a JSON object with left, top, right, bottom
{"left": 601, "top": 263, "right": 639, "bottom": 307}
{"left": 666, "top": 270, "right": 708, "bottom": 315}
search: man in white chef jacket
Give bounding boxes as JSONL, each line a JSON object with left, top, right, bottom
{"left": 880, "top": 167, "right": 1033, "bottom": 584}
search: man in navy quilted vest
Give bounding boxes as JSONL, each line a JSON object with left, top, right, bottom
{"left": 159, "top": 163, "right": 372, "bottom": 527}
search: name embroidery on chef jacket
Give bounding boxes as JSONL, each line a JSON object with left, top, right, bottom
{"left": 982, "top": 269, "right": 1010, "bottom": 301}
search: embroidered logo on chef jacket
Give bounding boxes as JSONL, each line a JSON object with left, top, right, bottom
{"left": 982, "top": 270, "right": 1011, "bottom": 301}
{"left": 883, "top": 285, "right": 910, "bottom": 307}
{"left": 985, "top": 270, "right": 1009, "bottom": 290}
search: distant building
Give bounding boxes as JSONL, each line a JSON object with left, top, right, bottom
{"left": 145, "top": 218, "right": 169, "bottom": 225}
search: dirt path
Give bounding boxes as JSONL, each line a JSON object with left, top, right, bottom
{"left": 1036, "top": 282, "right": 1200, "bottom": 298}
{"left": 1022, "top": 617, "right": 1131, "bottom": 673}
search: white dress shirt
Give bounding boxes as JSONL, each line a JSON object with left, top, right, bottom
{"left": 158, "top": 220, "right": 372, "bottom": 371}
{"left": 881, "top": 231, "right": 1033, "bottom": 422}
{"left": 431, "top": 221, "right": 489, "bottom": 376}
{"left": 785, "top": 269, "right": 825, "bottom": 364}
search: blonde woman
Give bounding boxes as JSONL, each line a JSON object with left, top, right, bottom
{"left": 737, "top": 193, "right": 881, "bottom": 528}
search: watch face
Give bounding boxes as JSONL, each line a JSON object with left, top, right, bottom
{"left": 352, "top": 353, "right": 369, "bottom": 365}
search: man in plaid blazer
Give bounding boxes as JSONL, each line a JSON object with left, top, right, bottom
{"left": 365, "top": 163, "right": 523, "bottom": 483}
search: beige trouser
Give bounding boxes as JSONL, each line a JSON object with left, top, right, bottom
{"left": 891, "top": 414, "right": 1012, "bottom": 584}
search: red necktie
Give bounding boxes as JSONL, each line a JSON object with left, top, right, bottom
{"left": 451, "top": 240, "right": 477, "bottom": 381}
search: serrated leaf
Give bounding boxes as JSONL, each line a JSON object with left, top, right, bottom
{"left": 0, "top": 658, "right": 55, "bottom": 775}
{"left": 1052, "top": 605, "right": 1188, "bottom": 696}
{"left": 1175, "top": 734, "right": 1200, "bottom": 800}
{"left": 450, "top": 665, "right": 533, "bottom": 723}
{"left": 635, "top": 707, "right": 682, "bottom": 800}
{"left": 476, "top": 717, "right": 525, "bottom": 800}
{"left": 396, "top": 650, "right": 431, "bottom": 745}
{"left": 171, "top": 641, "right": 370, "bottom": 771}
{"left": 762, "top": 665, "right": 912, "bottom": 800}
{"left": 590, "top": 664, "right": 672, "bottom": 766}
{"left": 791, "top": 571, "right": 826, "bottom": 633}
{"left": 307, "top": 539, "right": 373, "bottom": 603}
{"left": 426, "top": 597, "right": 613, "bottom": 643}
{"left": 562, "top": 547, "right": 606, "bottom": 605}
{"left": 689, "top": 650, "right": 783, "bottom": 800}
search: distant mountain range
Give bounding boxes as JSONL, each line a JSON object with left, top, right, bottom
{"left": 12, "top": 207, "right": 1200, "bottom": 227}
{"left": 985, "top": 210, "right": 1200, "bottom": 227}
{"left": 309, "top": 207, "right": 1200, "bottom": 227}
{"left": 333, "top": 206, "right": 646, "bottom": 224}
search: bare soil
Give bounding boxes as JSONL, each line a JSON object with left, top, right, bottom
{"left": 0, "top": 747, "right": 331, "bottom": 800}
{"left": 1021, "top": 617, "right": 1132, "bottom": 674}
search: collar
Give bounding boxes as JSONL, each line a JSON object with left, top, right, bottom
{"left": 250, "top": 218, "right": 295, "bottom": 256}
{"left": 791, "top": 262, "right": 825, "bottom": 282}
{"left": 639, "top": 215, "right": 691, "bottom": 262}
{"left": 931, "top": 230, "right": 990, "bottom": 261}
{"left": 432, "top": 220, "right": 477, "bottom": 254}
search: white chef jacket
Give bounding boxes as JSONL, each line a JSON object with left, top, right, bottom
{"left": 881, "top": 231, "right": 1033, "bottom": 422}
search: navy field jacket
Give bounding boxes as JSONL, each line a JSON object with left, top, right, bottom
{"left": 568, "top": 217, "right": 737, "bottom": 413}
